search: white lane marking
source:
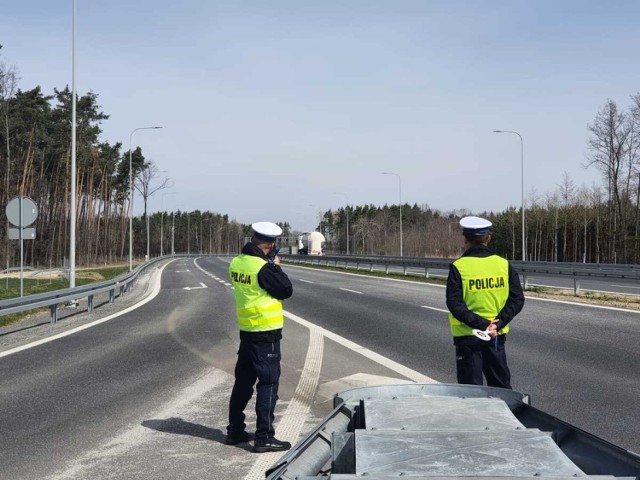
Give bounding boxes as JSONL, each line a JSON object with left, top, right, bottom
{"left": 421, "top": 305, "right": 449, "bottom": 313}
{"left": 245, "top": 322, "right": 324, "bottom": 480}
{"left": 0, "top": 261, "right": 174, "bottom": 359}
{"left": 298, "top": 279, "right": 314, "bottom": 284}
{"left": 284, "top": 310, "right": 434, "bottom": 384}
{"left": 182, "top": 282, "right": 208, "bottom": 291}
{"left": 284, "top": 264, "right": 640, "bottom": 313}
{"left": 609, "top": 284, "right": 640, "bottom": 289}
{"left": 340, "top": 288, "right": 363, "bottom": 295}
{"left": 224, "top": 283, "right": 231, "bottom": 286}
{"left": 525, "top": 295, "right": 640, "bottom": 314}
{"left": 284, "top": 263, "right": 446, "bottom": 288}
{"left": 175, "top": 270, "right": 190, "bottom": 273}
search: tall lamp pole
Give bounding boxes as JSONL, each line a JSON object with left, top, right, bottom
{"left": 128, "top": 126, "right": 162, "bottom": 271}
{"left": 493, "top": 130, "right": 525, "bottom": 261}
{"left": 382, "top": 172, "right": 402, "bottom": 256}
{"left": 333, "top": 192, "right": 350, "bottom": 255}
{"left": 69, "top": 0, "right": 77, "bottom": 288}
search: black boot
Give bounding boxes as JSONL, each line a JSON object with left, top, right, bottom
{"left": 253, "top": 438, "right": 292, "bottom": 453}
{"left": 225, "top": 431, "right": 254, "bottom": 445}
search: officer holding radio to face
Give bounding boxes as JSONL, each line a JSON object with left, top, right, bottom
{"left": 226, "top": 222, "right": 293, "bottom": 453}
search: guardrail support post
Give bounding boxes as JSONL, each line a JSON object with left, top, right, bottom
{"left": 88, "top": 295, "right": 94, "bottom": 312}
{"left": 425, "top": 267, "right": 430, "bottom": 279}
{"left": 574, "top": 276, "right": 580, "bottom": 295}
{"left": 120, "top": 285, "right": 125, "bottom": 297}
{"left": 385, "top": 264, "right": 390, "bottom": 274}
{"left": 356, "top": 262, "right": 360, "bottom": 271}
{"left": 50, "top": 304, "right": 57, "bottom": 324}
{"left": 109, "top": 289, "right": 115, "bottom": 303}
{"left": 369, "top": 263, "right": 374, "bottom": 272}
{"left": 522, "top": 273, "right": 529, "bottom": 290}
{"left": 403, "top": 266, "right": 407, "bottom": 276}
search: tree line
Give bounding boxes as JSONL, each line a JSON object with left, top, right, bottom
{"left": 0, "top": 46, "right": 248, "bottom": 271}
{"left": 2, "top": 44, "right": 640, "bottom": 269}
{"left": 317, "top": 94, "right": 640, "bottom": 264}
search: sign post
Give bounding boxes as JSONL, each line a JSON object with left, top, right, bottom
{"left": 5, "top": 196, "right": 38, "bottom": 297}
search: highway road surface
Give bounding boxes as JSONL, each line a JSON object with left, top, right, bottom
{"left": 0, "top": 256, "right": 638, "bottom": 479}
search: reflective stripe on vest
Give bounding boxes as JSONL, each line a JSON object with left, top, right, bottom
{"left": 229, "top": 254, "right": 284, "bottom": 332}
{"left": 448, "top": 255, "right": 510, "bottom": 337}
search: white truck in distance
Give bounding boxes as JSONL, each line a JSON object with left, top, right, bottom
{"left": 298, "top": 231, "right": 325, "bottom": 255}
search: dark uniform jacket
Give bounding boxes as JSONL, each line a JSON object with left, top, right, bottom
{"left": 237, "top": 242, "right": 293, "bottom": 343}
{"left": 446, "top": 245, "right": 525, "bottom": 345}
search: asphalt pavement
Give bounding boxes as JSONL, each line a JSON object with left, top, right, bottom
{"left": 0, "top": 258, "right": 424, "bottom": 480}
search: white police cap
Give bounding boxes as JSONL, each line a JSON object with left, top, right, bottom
{"left": 460, "top": 216, "right": 492, "bottom": 234}
{"left": 251, "top": 221, "right": 283, "bottom": 242}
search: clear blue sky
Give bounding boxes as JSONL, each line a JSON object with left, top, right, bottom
{"left": 3, "top": 1, "right": 640, "bottom": 230}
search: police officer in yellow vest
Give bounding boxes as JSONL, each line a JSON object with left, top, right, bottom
{"left": 226, "top": 222, "right": 293, "bottom": 453}
{"left": 446, "top": 216, "right": 524, "bottom": 389}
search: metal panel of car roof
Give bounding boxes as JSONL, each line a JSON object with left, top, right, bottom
{"left": 355, "top": 429, "right": 586, "bottom": 477}
{"left": 364, "top": 396, "right": 525, "bottom": 431}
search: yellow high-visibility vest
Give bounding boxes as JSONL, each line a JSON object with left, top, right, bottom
{"left": 448, "top": 255, "right": 510, "bottom": 337}
{"left": 229, "top": 255, "right": 284, "bottom": 332}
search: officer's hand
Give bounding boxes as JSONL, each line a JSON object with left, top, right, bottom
{"left": 487, "top": 321, "right": 498, "bottom": 338}
{"left": 273, "top": 255, "right": 281, "bottom": 266}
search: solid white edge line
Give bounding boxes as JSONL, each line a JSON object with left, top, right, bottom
{"left": 284, "top": 310, "right": 435, "bottom": 384}
{"left": 0, "top": 260, "right": 174, "bottom": 359}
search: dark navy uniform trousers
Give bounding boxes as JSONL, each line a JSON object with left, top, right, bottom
{"left": 228, "top": 338, "right": 281, "bottom": 440}
{"left": 455, "top": 336, "right": 511, "bottom": 389}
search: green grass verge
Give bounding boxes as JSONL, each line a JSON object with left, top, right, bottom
{"left": 0, "top": 265, "right": 130, "bottom": 328}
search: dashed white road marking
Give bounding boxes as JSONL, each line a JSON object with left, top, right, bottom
{"left": 298, "top": 279, "right": 314, "bottom": 284}
{"left": 340, "top": 288, "right": 363, "bottom": 295}
{"left": 183, "top": 282, "right": 208, "bottom": 291}
{"left": 421, "top": 305, "right": 449, "bottom": 313}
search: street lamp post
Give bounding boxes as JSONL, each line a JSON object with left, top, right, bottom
{"left": 128, "top": 126, "right": 162, "bottom": 271}
{"left": 171, "top": 212, "right": 175, "bottom": 255}
{"left": 68, "top": 0, "right": 78, "bottom": 289}
{"left": 382, "top": 172, "right": 403, "bottom": 256}
{"left": 333, "top": 192, "right": 350, "bottom": 255}
{"left": 493, "top": 130, "right": 525, "bottom": 262}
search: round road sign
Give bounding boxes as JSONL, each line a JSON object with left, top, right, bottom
{"left": 6, "top": 196, "right": 38, "bottom": 227}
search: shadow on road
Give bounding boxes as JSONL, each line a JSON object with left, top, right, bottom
{"left": 141, "top": 417, "right": 253, "bottom": 451}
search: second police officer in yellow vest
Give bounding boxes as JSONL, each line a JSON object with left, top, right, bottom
{"left": 226, "top": 222, "right": 293, "bottom": 453}
{"left": 446, "top": 216, "right": 525, "bottom": 389}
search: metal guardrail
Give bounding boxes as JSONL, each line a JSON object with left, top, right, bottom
{"left": 0, "top": 256, "right": 172, "bottom": 323}
{"left": 281, "top": 254, "right": 640, "bottom": 294}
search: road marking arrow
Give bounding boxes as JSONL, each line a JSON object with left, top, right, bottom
{"left": 183, "top": 282, "right": 208, "bottom": 291}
